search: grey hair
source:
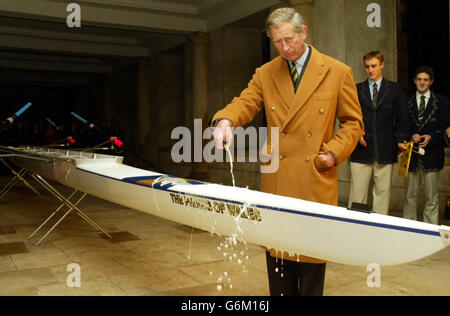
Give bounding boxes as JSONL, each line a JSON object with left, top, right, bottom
{"left": 265, "top": 7, "right": 305, "bottom": 38}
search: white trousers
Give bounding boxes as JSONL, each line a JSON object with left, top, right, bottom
{"left": 403, "top": 169, "right": 440, "bottom": 225}
{"left": 348, "top": 162, "right": 394, "bottom": 215}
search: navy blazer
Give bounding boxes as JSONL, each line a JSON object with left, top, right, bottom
{"left": 406, "top": 92, "right": 449, "bottom": 171}
{"left": 350, "top": 78, "right": 409, "bottom": 164}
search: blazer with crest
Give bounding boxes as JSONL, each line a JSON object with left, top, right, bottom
{"left": 350, "top": 79, "right": 409, "bottom": 164}
{"left": 212, "top": 46, "right": 364, "bottom": 263}
{"left": 406, "top": 91, "right": 449, "bottom": 171}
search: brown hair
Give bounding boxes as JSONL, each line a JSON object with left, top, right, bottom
{"left": 363, "top": 50, "right": 384, "bottom": 63}
{"left": 414, "top": 65, "right": 435, "bottom": 81}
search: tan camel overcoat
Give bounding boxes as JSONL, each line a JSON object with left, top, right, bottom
{"left": 212, "top": 46, "right": 364, "bottom": 263}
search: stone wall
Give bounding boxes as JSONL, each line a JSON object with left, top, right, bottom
{"left": 202, "top": 0, "right": 450, "bottom": 218}
{"left": 312, "top": 0, "right": 449, "bottom": 215}
{"left": 205, "top": 25, "right": 265, "bottom": 187}
{"left": 122, "top": 1, "right": 449, "bottom": 219}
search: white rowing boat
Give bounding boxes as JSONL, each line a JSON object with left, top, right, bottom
{"left": 6, "top": 146, "right": 450, "bottom": 266}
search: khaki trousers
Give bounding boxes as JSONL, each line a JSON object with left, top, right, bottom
{"left": 403, "top": 169, "right": 440, "bottom": 225}
{"left": 348, "top": 162, "right": 394, "bottom": 215}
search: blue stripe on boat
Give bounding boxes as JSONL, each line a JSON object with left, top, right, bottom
{"left": 77, "top": 169, "right": 441, "bottom": 238}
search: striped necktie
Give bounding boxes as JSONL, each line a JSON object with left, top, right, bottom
{"left": 418, "top": 95, "right": 426, "bottom": 122}
{"left": 372, "top": 83, "right": 379, "bottom": 107}
{"left": 289, "top": 61, "right": 300, "bottom": 92}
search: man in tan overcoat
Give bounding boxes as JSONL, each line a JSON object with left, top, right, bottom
{"left": 212, "top": 7, "right": 363, "bottom": 296}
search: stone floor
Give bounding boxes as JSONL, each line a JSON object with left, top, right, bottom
{"left": 0, "top": 175, "right": 449, "bottom": 296}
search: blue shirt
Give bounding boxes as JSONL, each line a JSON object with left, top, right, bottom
{"left": 289, "top": 45, "right": 310, "bottom": 76}
{"left": 368, "top": 77, "right": 383, "bottom": 100}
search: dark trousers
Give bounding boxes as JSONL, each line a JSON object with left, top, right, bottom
{"left": 265, "top": 252, "right": 326, "bottom": 296}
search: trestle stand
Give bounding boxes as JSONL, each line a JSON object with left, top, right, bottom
{"left": 28, "top": 173, "right": 112, "bottom": 246}
{"left": 0, "top": 158, "right": 41, "bottom": 199}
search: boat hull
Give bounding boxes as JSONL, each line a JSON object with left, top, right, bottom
{"left": 11, "top": 147, "right": 450, "bottom": 266}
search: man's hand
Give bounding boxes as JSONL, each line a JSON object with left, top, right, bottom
{"left": 359, "top": 131, "right": 367, "bottom": 147}
{"left": 412, "top": 134, "right": 431, "bottom": 148}
{"left": 411, "top": 133, "right": 421, "bottom": 143}
{"left": 398, "top": 142, "right": 408, "bottom": 151}
{"left": 398, "top": 142, "right": 408, "bottom": 158}
{"left": 314, "top": 152, "right": 336, "bottom": 172}
{"left": 212, "top": 119, "right": 233, "bottom": 149}
{"left": 419, "top": 134, "right": 431, "bottom": 148}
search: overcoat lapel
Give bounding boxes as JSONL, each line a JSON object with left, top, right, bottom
{"left": 361, "top": 80, "right": 372, "bottom": 108}
{"left": 423, "top": 92, "right": 439, "bottom": 122}
{"left": 408, "top": 93, "right": 439, "bottom": 129}
{"left": 408, "top": 96, "right": 418, "bottom": 116}
{"left": 375, "top": 79, "right": 389, "bottom": 109}
{"left": 281, "top": 47, "right": 329, "bottom": 130}
{"left": 407, "top": 96, "right": 420, "bottom": 129}
{"left": 271, "top": 58, "right": 295, "bottom": 109}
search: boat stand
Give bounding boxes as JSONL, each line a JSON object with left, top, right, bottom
{"left": 0, "top": 157, "right": 41, "bottom": 199}
{"left": 28, "top": 173, "right": 112, "bottom": 246}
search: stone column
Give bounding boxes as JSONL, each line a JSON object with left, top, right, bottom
{"left": 289, "top": 0, "right": 314, "bottom": 45}
{"left": 188, "top": 32, "right": 210, "bottom": 181}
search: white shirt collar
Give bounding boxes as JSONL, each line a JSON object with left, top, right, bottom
{"left": 291, "top": 44, "right": 310, "bottom": 68}
{"left": 416, "top": 89, "right": 431, "bottom": 99}
{"left": 368, "top": 77, "right": 383, "bottom": 88}
{"left": 416, "top": 90, "right": 431, "bottom": 109}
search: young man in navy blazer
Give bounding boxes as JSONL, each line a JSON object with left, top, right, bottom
{"left": 349, "top": 51, "right": 409, "bottom": 214}
{"left": 403, "top": 66, "right": 449, "bottom": 224}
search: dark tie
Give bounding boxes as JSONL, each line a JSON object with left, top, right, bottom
{"left": 418, "top": 95, "right": 426, "bottom": 122}
{"left": 372, "top": 83, "right": 379, "bottom": 107}
{"left": 289, "top": 62, "right": 300, "bottom": 92}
